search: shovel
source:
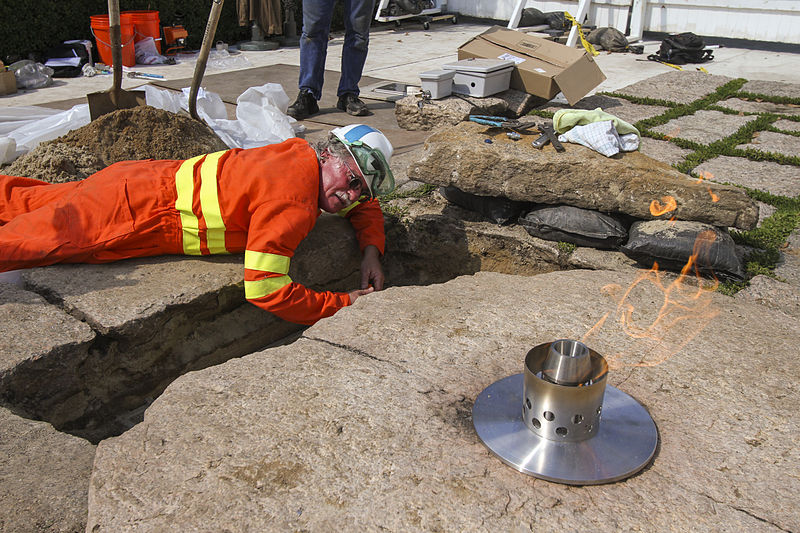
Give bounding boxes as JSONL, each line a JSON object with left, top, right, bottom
{"left": 87, "top": 0, "right": 146, "bottom": 120}
{"left": 188, "top": 0, "right": 225, "bottom": 121}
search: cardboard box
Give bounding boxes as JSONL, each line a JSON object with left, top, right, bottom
{"left": 0, "top": 61, "right": 17, "bottom": 96}
{"left": 458, "top": 26, "right": 606, "bottom": 105}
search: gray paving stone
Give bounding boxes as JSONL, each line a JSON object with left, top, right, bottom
{"left": 775, "top": 228, "right": 800, "bottom": 288}
{"left": 615, "top": 71, "right": 734, "bottom": 105}
{"left": 735, "top": 274, "right": 800, "bottom": 318}
{"left": 539, "top": 94, "right": 669, "bottom": 124}
{"left": 652, "top": 109, "right": 757, "bottom": 144}
{"left": 717, "top": 98, "right": 800, "bottom": 117}
{"left": 87, "top": 270, "right": 800, "bottom": 532}
{"left": 0, "top": 407, "right": 95, "bottom": 533}
{"left": 757, "top": 202, "right": 777, "bottom": 227}
{"left": 693, "top": 155, "right": 800, "bottom": 198}
{"left": 741, "top": 79, "right": 800, "bottom": 99}
{"left": 737, "top": 130, "right": 800, "bottom": 158}
{"left": 638, "top": 137, "right": 693, "bottom": 167}
{"left": 773, "top": 119, "right": 800, "bottom": 132}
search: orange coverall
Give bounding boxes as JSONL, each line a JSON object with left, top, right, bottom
{"left": 0, "top": 138, "right": 385, "bottom": 325}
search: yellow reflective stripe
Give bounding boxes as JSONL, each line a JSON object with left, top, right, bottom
{"left": 198, "top": 150, "right": 228, "bottom": 254}
{"left": 244, "top": 250, "right": 290, "bottom": 274}
{"left": 337, "top": 199, "right": 362, "bottom": 217}
{"left": 244, "top": 275, "right": 293, "bottom": 299}
{"left": 175, "top": 155, "right": 204, "bottom": 255}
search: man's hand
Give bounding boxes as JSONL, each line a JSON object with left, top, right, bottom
{"left": 348, "top": 286, "right": 374, "bottom": 304}
{"left": 360, "top": 245, "right": 385, "bottom": 291}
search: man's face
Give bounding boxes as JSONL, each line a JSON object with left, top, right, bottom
{"left": 318, "top": 150, "right": 369, "bottom": 213}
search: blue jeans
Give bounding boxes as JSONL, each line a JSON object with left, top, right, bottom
{"left": 298, "top": 0, "right": 375, "bottom": 99}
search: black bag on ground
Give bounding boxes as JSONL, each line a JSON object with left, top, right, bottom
{"left": 440, "top": 186, "right": 526, "bottom": 225}
{"left": 519, "top": 205, "right": 628, "bottom": 249}
{"left": 519, "top": 7, "right": 548, "bottom": 27}
{"left": 44, "top": 42, "right": 90, "bottom": 78}
{"left": 621, "top": 220, "right": 744, "bottom": 279}
{"left": 587, "top": 27, "right": 630, "bottom": 52}
{"left": 648, "top": 32, "right": 713, "bottom": 65}
{"left": 545, "top": 11, "right": 569, "bottom": 31}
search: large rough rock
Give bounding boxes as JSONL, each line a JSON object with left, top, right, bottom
{"left": 2, "top": 214, "right": 361, "bottom": 442}
{"left": 408, "top": 122, "right": 759, "bottom": 230}
{"left": 0, "top": 407, "right": 95, "bottom": 533}
{"left": 395, "top": 89, "right": 542, "bottom": 131}
{"left": 87, "top": 270, "right": 799, "bottom": 531}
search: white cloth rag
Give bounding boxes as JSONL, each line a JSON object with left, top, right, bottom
{"left": 557, "top": 120, "right": 640, "bottom": 157}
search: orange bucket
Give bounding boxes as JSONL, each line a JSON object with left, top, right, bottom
{"left": 90, "top": 13, "right": 136, "bottom": 67}
{"left": 125, "top": 10, "right": 162, "bottom": 54}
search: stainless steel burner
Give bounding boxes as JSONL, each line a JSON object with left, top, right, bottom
{"left": 472, "top": 339, "right": 658, "bottom": 485}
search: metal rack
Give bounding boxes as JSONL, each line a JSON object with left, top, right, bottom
{"left": 374, "top": 0, "right": 457, "bottom": 30}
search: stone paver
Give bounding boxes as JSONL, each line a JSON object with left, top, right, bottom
{"left": 773, "top": 119, "right": 800, "bottom": 132}
{"left": 539, "top": 94, "right": 669, "bottom": 124}
{"left": 775, "top": 228, "right": 800, "bottom": 287}
{"left": 638, "top": 137, "right": 693, "bottom": 167}
{"left": 87, "top": 270, "right": 800, "bottom": 532}
{"left": 693, "top": 155, "right": 800, "bottom": 198}
{"left": 717, "top": 98, "right": 800, "bottom": 117}
{"left": 615, "top": 71, "right": 734, "bottom": 104}
{"left": 737, "top": 130, "right": 800, "bottom": 158}
{"left": 741, "top": 79, "right": 800, "bottom": 99}
{"left": 735, "top": 274, "right": 800, "bottom": 318}
{"left": 0, "top": 407, "right": 95, "bottom": 533}
{"left": 757, "top": 202, "right": 777, "bottom": 227}
{"left": 652, "top": 109, "right": 758, "bottom": 144}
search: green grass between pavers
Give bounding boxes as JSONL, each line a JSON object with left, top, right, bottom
{"left": 378, "top": 183, "right": 437, "bottom": 221}
{"left": 527, "top": 77, "right": 800, "bottom": 295}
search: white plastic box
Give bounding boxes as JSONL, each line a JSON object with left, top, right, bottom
{"left": 441, "top": 58, "right": 515, "bottom": 97}
{"left": 419, "top": 69, "right": 455, "bottom": 99}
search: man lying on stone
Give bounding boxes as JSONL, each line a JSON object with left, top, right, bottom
{"left": 0, "top": 124, "right": 395, "bottom": 326}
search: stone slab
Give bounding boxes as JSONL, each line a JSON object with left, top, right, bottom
{"left": 773, "top": 119, "right": 800, "bottom": 133}
{"left": 741, "top": 79, "right": 800, "bottom": 99}
{"left": 757, "top": 202, "right": 777, "bottom": 227}
{"left": 717, "top": 98, "right": 800, "bottom": 117}
{"left": 775, "top": 228, "right": 800, "bottom": 288}
{"left": 734, "top": 274, "right": 800, "bottom": 318}
{"left": 693, "top": 155, "right": 800, "bottom": 198}
{"left": 652, "top": 109, "right": 758, "bottom": 145}
{"left": 0, "top": 407, "right": 95, "bottom": 533}
{"left": 407, "top": 122, "right": 759, "bottom": 230}
{"left": 615, "top": 71, "right": 734, "bottom": 105}
{"left": 538, "top": 94, "right": 669, "bottom": 124}
{"left": 638, "top": 137, "right": 693, "bottom": 167}
{"left": 87, "top": 270, "right": 800, "bottom": 532}
{"left": 737, "top": 130, "right": 800, "bottom": 159}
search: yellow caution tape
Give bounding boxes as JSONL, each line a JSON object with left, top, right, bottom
{"left": 654, "top": 59, "right": 683, "bottom": 71}
{"left": 696, "top": 66, "right": 709, "bottom": 74}
{"left": 564, "top": 12, "right": 599, "bottom": 56}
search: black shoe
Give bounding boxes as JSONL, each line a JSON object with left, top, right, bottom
{"left": 287, "top": 89, "right": 319, "bottom": 119}
{"left": 337, "top": 93, "right": 370, "bottom": 116}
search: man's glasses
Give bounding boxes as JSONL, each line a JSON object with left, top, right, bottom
{"left": 342, "top": 158, "right": 368, "bottom": 197}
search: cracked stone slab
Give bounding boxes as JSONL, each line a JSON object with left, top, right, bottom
{"left": 652, "top": 109, "right": 758, "bottom": 145}
{"left": 87, "top": 270, "right": 800, "bottom": 532}
{"left": 538, "top": 93, "right": 669, "bottom": 124}
{"left": 614, "top": 71, "right": 734, "bottom": 105}
{"left": 0, "top": 407, "right": 95, "bottom": 533}
{"left": 716, "top": 97, "right": 800, "bottom": 117}
{"left": 408, "top": 122, "right": 759, "bottom": 229}
{"left": 741, "top": 79, "right": 800, "bottom": 99}
{"left": 734, "top": 274, "right": 800, "bottom": 318}
{"left": 395, "top": 89, "right": 541, "bottom": 131}
{"left": 638, "top": 137, "right": 693, "bottom": 167}
{"left": 736, "top": 130, "right": 800, "bottom": 158}
{"left": 693, "top": 155, "right": 800, "bottom": 198}
{"left": 773, "top": 119, "right": 800, "bottom": 133}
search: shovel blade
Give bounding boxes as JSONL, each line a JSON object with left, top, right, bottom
{"left": 87, "top": 89, "right": 147, "bottom": 121}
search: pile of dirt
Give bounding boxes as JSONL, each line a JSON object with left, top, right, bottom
{"left": 6, "top": 106, "right": 229, "bottom": 183}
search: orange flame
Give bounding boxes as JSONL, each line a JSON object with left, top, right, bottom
{"left": 582, "top": 230, "right": 720, "bottom": 369}
{"left": 696, "top": 170, "right": 714, "bottom": 183}
{"left": 708, "top": 188, "right": 719, "bottom": 202}
{"left": 650, "top": 196, "right": 677, "bottom": 217}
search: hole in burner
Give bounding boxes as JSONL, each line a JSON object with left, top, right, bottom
{"left": 543, "top": 411, "right": 555, "bottom": 421}
{"left": 531, "top": 418, "right": 541, "bottom": 429}
{"left": 525, "top": 397, "right": 531, "bottom": 410}
{"left": 556, "top": 427, "right": 568, "bottom": 436}
{"left": 573, "top": 414, "right": 583, "bottom": 424}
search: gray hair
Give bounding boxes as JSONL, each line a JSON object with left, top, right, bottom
{"left": 313, "top": 137, "right": 352, "bottom": 162}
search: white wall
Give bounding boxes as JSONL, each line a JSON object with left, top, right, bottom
{"left": 445, "top": 0, "right": 800, "bottom": 44}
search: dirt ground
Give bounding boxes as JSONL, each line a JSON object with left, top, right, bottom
{"left": 5, "top": 106, "right": 228, "bottom": 183}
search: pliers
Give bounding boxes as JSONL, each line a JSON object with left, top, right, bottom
{"left": 468, "top": 115, "right": 538, "bottom": 133}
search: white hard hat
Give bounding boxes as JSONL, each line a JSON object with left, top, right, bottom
{"left": 330, "top": 124, "right": 395, "bottom": 197}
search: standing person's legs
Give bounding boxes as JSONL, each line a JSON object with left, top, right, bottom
{"left": 337, "top": 0, "right": 375, "bottom": 96}
{"left": 298, "top": 0, "right": 336, "bottom": 99}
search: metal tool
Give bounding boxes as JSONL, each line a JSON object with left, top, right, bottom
{"left": 473, "top": 339, "right": 658, "bottom": 485}
{"left": 189, "top": 0, "right": 225, "bottom": 121}
{"left": 86, "top": 0, "right": 146, "bottom": 120}
{"left": 125, "top": 71, "right": 165, "bottom": 80}
{"left": 468, "top": 115, "right": 538, "bottom": 133}
{"left": 531, "top": 123, "right": 565, "bottom": 152}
